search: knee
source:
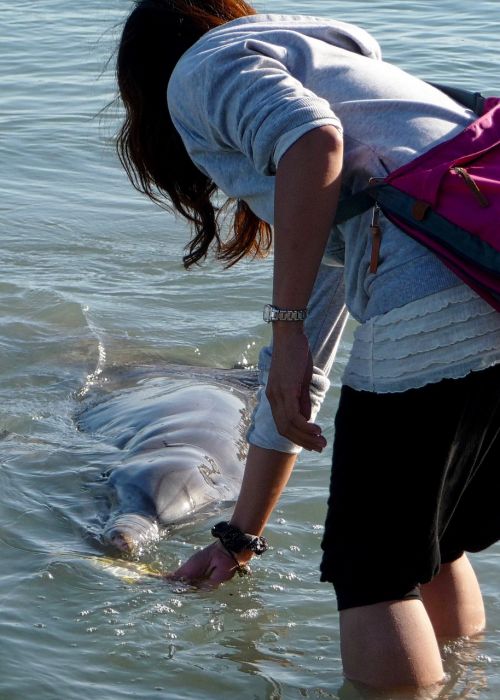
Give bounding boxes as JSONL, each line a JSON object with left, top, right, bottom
{"left": 339, "top": 600, "right": 445, "bottom": 689}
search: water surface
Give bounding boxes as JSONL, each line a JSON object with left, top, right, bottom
{"left": 1, "top": 1, "right": 499, "bottom": 698}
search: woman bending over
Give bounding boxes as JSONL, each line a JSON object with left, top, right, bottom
{"left": 115, "top": 0, "right": 500, "bottom": 689}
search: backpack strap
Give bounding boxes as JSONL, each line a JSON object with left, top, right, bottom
{"left": 427, "top": 82, "right": 486, "bottom": 116}
{"left": 334, "top": 83, "right": 487, "bottom": 226}
{"left": 334, "top": 188, "right": 377, "bottom": 225}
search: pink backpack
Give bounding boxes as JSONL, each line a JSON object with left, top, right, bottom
{"left": 335, "top": 86, "right": 500, "bottom": 310}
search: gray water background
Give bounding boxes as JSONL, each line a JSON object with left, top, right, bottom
{"left": 1, "top": 1, "right": 500, "bottom": 698}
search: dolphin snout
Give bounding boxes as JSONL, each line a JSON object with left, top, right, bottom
{"left": 106, "top": 529, "right": 135, "bottom": 554}
{"left": 103, "top": 513, "right": 159, "bottom": 555}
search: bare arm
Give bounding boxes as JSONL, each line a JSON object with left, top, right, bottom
{"left": 230, "top": 445, "right": 296, "bottom": 535}
{"left": 267, "top": 125, "right": 344, "bottom": 450}
{"left": 230, "top": 126, "right": 343, "bottom": 538}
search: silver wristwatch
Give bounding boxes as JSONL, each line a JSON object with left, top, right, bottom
{"left": 263, "top": 304, "right": 308, "bottom": 323}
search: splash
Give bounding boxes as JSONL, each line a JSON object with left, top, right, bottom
{"left": 78, "top": 305, "right": 107, "bottom": 397}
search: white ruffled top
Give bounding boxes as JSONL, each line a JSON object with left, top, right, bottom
{"left": 342, "top": 284, "right": 500, "bottom": 393}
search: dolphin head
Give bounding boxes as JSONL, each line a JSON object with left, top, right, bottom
{"left": 102, "top": 513, "right": 160, "bottom": 555}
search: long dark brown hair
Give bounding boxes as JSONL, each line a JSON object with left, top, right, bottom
{"left": 116, "top": 0, "right": 272, "bottom": 268}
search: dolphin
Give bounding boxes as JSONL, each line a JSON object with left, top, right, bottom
{"left": 77, "top": 366, "right": 257, "bottom": 554}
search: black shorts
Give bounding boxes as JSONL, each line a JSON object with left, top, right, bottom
{"left": 320, "top": 363, "right": 500, "bottom": 611}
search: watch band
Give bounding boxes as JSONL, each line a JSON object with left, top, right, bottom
{"left": 211, "top": 521, "right": 268, "bottom": 556}
{"left": 263, "top": 304, "right": 308, "bottom": 323}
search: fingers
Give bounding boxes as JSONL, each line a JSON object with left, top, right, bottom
{"left": 163, "top": 543, "right": 240, "bottom": 588}
{"left": 272, "top": 404, "right": 326, "bottom": 451}
{"left": 299, "top": 374, "right": 312, "bottom": 421}
{"left": 165, "top": 565, "right": 223, "bottom": 590}
{"left": 165, "top": 567, "right": 235, "bottom": 589}
{"left": 168, "top": 554, "right": 206, "bottom": 582}
{"left": 278, "top": 410, "right": 326, "bottom": 451}
{"left": 266, "top": 382, "right": 326, "bottom": 451}
{"left": 266, "top": 330, "right": 326, "bottom": 451}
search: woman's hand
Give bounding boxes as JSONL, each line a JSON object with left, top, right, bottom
{"left": 165, "top": 541, "right": 250, "bottom": 588}
{"left": 266, "top": 323, "right": 327, "bottom": 452}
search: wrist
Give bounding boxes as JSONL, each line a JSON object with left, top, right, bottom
{"left": 272, "top": 322, "right": 306, "bottom": 348}
{"left": 212, "top": 521, "right": 268, "bottom": 559}
{"left": 272, "top": 320, "right": 305, "bottom": 336}
{"left": 215, "top": 539, "right": 254, "bottom": 565}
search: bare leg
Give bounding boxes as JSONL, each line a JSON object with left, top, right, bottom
{"left": 421, "top": 554, "right": 486, "bottom": 639}
{"left": 340, "top": 599, "right": 444, "bottom": 689}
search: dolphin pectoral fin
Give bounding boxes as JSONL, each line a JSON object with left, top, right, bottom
{"left": 102, "top": 512, "right": 160, "bottom": 555}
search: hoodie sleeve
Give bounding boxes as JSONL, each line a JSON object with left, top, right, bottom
{"left": 168, "top": 34, "right": 343, "bottom": 179}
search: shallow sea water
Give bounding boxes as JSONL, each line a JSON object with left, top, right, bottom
{"left": 1, "top": 1, "right": 500, "bottom": 698}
